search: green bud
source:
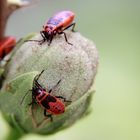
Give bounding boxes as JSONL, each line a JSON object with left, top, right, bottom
{"left": 0, "top": 31, "right": 99, "bottom": 134}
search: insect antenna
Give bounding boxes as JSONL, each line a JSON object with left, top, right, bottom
{"left": 48, "top": 79, "right": 61, "bottom": 93}
{"left": 35, "top": 70, "right": 45, "bottom": 81}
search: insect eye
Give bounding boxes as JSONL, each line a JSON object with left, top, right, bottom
{"left": 43, "top": 26, "right": 48, "bottom": 30}
{"left": 37, "top": 89, "right": 42, "bottom": 94}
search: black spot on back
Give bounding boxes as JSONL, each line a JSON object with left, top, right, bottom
{"left": 40, "top": 95, "right": 56, "bottom": 109}
{"left": 46, "top": 95, "right": 56, "bottom": 102}
{"left": 41, "top": 99, "right": 50, "bottom": 109}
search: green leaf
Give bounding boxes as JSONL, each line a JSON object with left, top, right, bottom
{"left": 0, "top": 71, "right": 39, "bottom": 132}
{"left": 5, "top": 71, "right": 38, "bottom": 94}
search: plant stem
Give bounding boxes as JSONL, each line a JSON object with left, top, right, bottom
{"left": 0, "top": 0, "right": 7, "bottom": 39}
{"left": 0, "top": 0, "right": 27, "bottom": 40}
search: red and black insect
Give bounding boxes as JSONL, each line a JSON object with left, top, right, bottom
{"left": 0, "top": 36, "right": 16, "bottom": 61}
{"left": 27, "top": 10, "right": 76, "bottom": 46}
{"left": 21, "top": 70, "right": 71, "bottom": 121}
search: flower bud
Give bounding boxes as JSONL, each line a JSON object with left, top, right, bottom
{"left": 0, "top": 31, "right": 99, "bottom": 134}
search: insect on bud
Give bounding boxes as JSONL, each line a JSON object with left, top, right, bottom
{"left": 0, "top": 31, "right": 99, "bottom": 134}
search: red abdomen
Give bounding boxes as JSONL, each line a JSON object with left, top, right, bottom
{"left": 48, "top": 100, "right": 65, "bottom": 115}
{"left": 37, "top": 93, "right": 65, "bottom": 115}
{"left": 47, "top": 11, "right": 75, "bottom": 30}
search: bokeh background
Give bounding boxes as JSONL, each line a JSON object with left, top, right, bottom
{"left": 0, "top": 0, "right": 140, "bottom": 140}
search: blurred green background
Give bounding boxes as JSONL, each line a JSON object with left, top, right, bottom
{"left": 1, "top": 0, "right": 140, "bottom": 140}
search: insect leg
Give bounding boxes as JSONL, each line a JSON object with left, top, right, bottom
{"left": 20, "top": 89, "right": 32, "bottom": 105}
{"left": 44, "top": 110, "right": 53, "bottom": 122}
{"left": 48, "top": 35, "right": 53, "bottom": 46}
{"left": 24, "top": 31, "right": 46, "bottom": 45}
{"left": 58, "top": 31, "right": 72, "bottom": 45}
{"left": 55, "top": 96, "right": 72, "bottom": 103}
{"left": 28, "top": 94, "right": 37, "bottom": 106}
{"left": 39, "top": 31, "right": 47, "bottom": 45}
{"left": 63, "top": 22, "right": 76, "bottom": 32}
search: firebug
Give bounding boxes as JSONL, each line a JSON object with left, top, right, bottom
{"left": 27, "top": 10, "right": 76, "bottom": 45}
{"left": 21, "top": 70, "right": 71, "bottom": 121}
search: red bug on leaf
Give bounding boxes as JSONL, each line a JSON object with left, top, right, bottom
{"left": 21, "top": 70, "right": 71, "bottom": 121}
{"left": 0, "top": 36, "right": 16, "bottom": 61}
{"left": 27, "top": 10, "right": 76, "bottom": 46}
